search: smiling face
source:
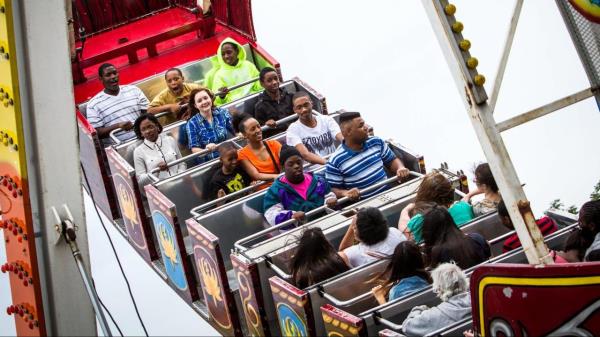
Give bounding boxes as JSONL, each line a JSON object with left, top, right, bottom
{"left": 193, "top": 90, "right": 213, "bottom": 114}
{"left": 293, "top": 95, "right": 313, "bottom": 124}
{"left": 260, "top": 71, "right": 280, "bottom": 94}
{"left": 221, "top": 43, "right": 239, "bottom": 66}
{"left": 283, "top": 155, "right": 304, "bottom": 184}
{"left": 241, "top": 118, "right": 262, "bottom": 143}
{"left": 140, "top": 118, "right": 160, "bottom": 142}
{"left": 220, "top": 148, "right": 239, "bottom": 173}
{"left": 165, "top": 70, "right": 184, "bottom": 93}
{"left": 100, "top": 65, "right": 119, "bottom": 92}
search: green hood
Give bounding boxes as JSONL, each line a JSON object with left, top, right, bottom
{"left": 216, "top": 37, "right": 247, "bottom": 69}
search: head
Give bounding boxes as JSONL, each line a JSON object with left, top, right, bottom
{"left": 221, "top": 42, "right": 239, "bottom": 66}
{"left": 238, "top": 115, "right": 262, "bottom": 143}
{"left": 280, "top": 146, "right": 304, "bottom": 184}
{"left": 421, "top": 205, "right": 462, "bottom": 247}
{"left": 354, "top": 207, "right": 389, "bottom": 246}
{"left": 218, "top": 142, "right": 239, "bottom": 173}
{"left": 431, "top": 263, "right": 469, "bottom": 302}
{"left": 563, "top": 228, "right": 592, "bottom": 262}
{"left": 164, "top": 68, "right": 185, "bottom": 93}
{"left": 188, "top": 88, "right": 215, "bottom": 116}
{"left": 292, "top": 91, "right": 313, "bottom": 123}
{"left": 290, "top": 227, "right": 348, "bottom": 289}
{"left": 98, "top": 63, "right": 119, "bottom": 92}
{"left": 579, "top": 200, "right": 600, "bottom": 236}
{"left": 415, "top": 172, "right": 455, "bottom": 207}
{"left": 474, "top": 163, "right": 498, "bottom": 194}
{"left": 134, "top": 113, "right": 162, "bottom": 142}
{"left": 259, "top": 67, "right": 279, "bottom": 93}
{"left": 497, "top": 199, "right": 513, "bottom": 229}
{"left": 384, "top": 241, "right": 430, "bottom": 285}
{"left": 339, "top": 112, "right": 369, "bottom": 145}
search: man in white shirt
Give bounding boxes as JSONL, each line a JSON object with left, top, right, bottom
{"left": 86, "top": 63, "right": 149, "bottom": 143}
{"left": 285, "top": 91, "right": 343, "bottom": 165}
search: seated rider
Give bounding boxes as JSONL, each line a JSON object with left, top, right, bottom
{"left": 286, "top": 91, "right": 343, "bottom": 165}
{"left": 207, "top": 142, "right": 252, "bottom": 200}
{"left": 147, "top": 67, "right": 204, "bottom": 126}
{"left": 326, "top": 111, "right": 410, "bottom": 201}
{"left": 254, "top": 67, "right": 294, "bottom": 138}
{"left": 497, "top": 199, "right": 557, "bottom": 253}
{"left": 209, "top": 37, "right": 262, "bottom": 105}
{"left": 263, "top": 146, "right": 337, "bottom": 228}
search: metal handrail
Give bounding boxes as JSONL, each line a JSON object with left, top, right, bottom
{"left": 107, "top": 76, "right": 260, "bottom": 145}
{"left": 376, "top": 316, "right": 404, "bottom": 331}
{"left": 320, "top": 289, "right": 373, "bottom": 307}
{"left": 189, "top": 181, "right": 268, "bottom": 217}
{"left": 266, "top": 260, "right": 293, "bottom": 280}
{"left": 234, "top": 171, "right": 421, "bottom": 252}
{"left": 423, "top": 317, "right": 472, "bottom": 337}
{"left": 108, "top": 111, "right": 172, "bottom": 144}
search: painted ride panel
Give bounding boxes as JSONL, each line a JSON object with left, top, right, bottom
{"left": 145, "top": 184, "right": 199, "bottom": 303}
{"left": 364, "top": 218, "right": 578, "bottom": 337}
{"left": 106, "top": 147, "right": 158, "bottom": 262}
{"left": 321, "top": 304, "right": 367, "bottom": 337}
{"left": 186, "top": 218, "right": 243, "bottom": 336}
{"left": 270, "top": 276, "right": 313, "bottom": 337}
{"left": 471, "top": 262, "right": 600, "bottom": 336}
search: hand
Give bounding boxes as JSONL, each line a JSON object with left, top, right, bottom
{"left": 217, "top": 189, "right": 226, "bottom": 198}
{"left": 326, "top": 197, "right": 337, "bottom": 208}
{"left": 205, "top": 143, "right": 217, "bottom": 151}
{"left": 463, "top": 330, "right": 475, "bottom": 337}
{"left": 119, "top": 121, "right": 133, "bottom": 130}
{"left": 168, "top": 103, "right": 181, "bottom": 114}
{"left": 292, "top": 211, "right": 305, "bottom": 222}
{"left": 266, "top": 119, "right": 277, "bottom": 128}
{"left": 372, "top": 284, "right": 389, "bottom": 305}
{"left": 345, "top": 188, "right": 360, "bottom": 201}
{"left": 180, "top": 110, "right": 191, "bottom": 121}
{"left": 158, "top": 161, "right": 169, "bottom": 171}
{"left": 217, "top": 87, "right": 229, "bottom": 98}
{"left": 396, "top": 167, "right": 410, "bottom": 179}
{"left": 462, "top": 194, "right": 472, "bottom": 202}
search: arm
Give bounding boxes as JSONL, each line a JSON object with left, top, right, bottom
{"left": 133, "top": 149, "right": 152, "bottom": 187}
{"left": 387, "top": 158, "right": 410, "bottom": 179}
{"left": 171, "top": 137, "right": 187, "bottom": 173}
{"left": 338, "top": 217, "right": 357, "bottom": 251}
{"left": 335, "top": 132, "right": 344, "bottom": 142}
{"left": 95, "top": 121, "right": 132, "bottom": 139}
{"left": 147, "top": 103, "right": 180, "bottom": 116}
{"left": 295, "top": 143, "right": 326, "bottom": 165}
{"left": 462, "top": 186, "right": 483, "bottom": 202}
{"left": 326, "top": 162, "right": 360, "bottom": 200}
{"left": 239, "top": 159, "right": 279, "bottom": 181}
{"left": 264, "top": 203, "right": 293, "bottom": 227}
{"left": 398, "top": 203, "right": 415, "bottom": 240}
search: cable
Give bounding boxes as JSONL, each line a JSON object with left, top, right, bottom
{"left": 94, "top": 280, "right": 124, "bottom": 337}
{"left": 80, "top": 163, "right": 149, "bottom": 336}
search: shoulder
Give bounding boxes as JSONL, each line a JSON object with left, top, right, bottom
{"left": 388, "top": 227, "right": 406, "bottom": 241}
{"left": 185, "top": 82, "right": 203, "bottom": 90}
{"left": 87, "top": 91, "right": 109, "bottom": 107}
{"left": 213, "top": 107, "right": 231, "bottom": 116}
{"left": 267, "top": 139, "right": 282, "bottom": 150}
{"left": 122, "top": 85, "right": 143, "bottom": 93}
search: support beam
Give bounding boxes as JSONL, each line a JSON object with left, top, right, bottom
{"left": 497, "top": 87, "right": 595, "bottom": 132}
{"left": 489, "top": 0, "right": 524, "bottom": 112}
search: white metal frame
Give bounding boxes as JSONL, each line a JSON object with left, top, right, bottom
{"left": 421, "top": 0, "right": 595, "bottom": 265}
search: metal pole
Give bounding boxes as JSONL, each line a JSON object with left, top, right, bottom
{"left": 489, "top": 0, "right": 524, "bottom": 112}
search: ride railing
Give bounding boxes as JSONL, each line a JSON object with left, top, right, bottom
{"left": 182, "top": 143, "right": 426, "bottom": 336}
{"left": 324, "top": 212, "right": 578, "bottom": 337}
{"left": 267, "top": 192, "right": 505, "bottom": 337}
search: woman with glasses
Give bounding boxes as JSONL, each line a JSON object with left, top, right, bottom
{"left": 133, "top": 113, "right": 186, "bottom": 187}
{"left": 462, "top": 163, "right": 502, "bottom": 216}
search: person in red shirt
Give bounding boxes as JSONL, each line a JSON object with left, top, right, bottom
{"left": 498, "top": 200, "right": 558, "bottom": 253}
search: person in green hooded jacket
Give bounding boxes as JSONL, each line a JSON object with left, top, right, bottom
{"left": 208, "top": 37, "right": 262, "bottom": 105}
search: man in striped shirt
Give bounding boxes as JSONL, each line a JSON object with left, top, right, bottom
{"left": 325, "top": 112, "right": 410, "bottom": 201}
{"left": 86, "top": 63, "right": 149, "bottom": 143}
{"left": 498, "top": 199, "right": 557, "bottom": 252}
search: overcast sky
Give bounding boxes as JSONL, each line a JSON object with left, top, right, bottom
{"left": 2, "top": 1, "right": 599, "bottom": 335}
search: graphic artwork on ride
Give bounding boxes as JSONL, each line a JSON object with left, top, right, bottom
{"left": 569, "top": 0, "right": 600, "bottom": 23}
{"left": 194, "top": 246, "right": 232, "bottom": 330}
{"left": 277, "top": 303, "right": 308, "bottom": 337}
{"left": 114, "top": 173, "right": 146, "bottom": 249}
{"left": 152, "top": 210, "right": 188, "bottom": 291}
{"left": 236, "top": 270, "right": 262, "bottom": 335}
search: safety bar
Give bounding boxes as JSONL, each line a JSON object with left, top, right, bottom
{"left": 266, "top": 259, "right": 293, "bottom": 280}
{"left": 376, "top": 315, "right": 404, "bottom": 331}
{"left": 109, "top": 111, "right": 172, "bottom": 144}
{"left": 188, "top": 153, "right": 330, "bottom": 217}
{"left": 320, "top": 288, "right": 373, "bottom": 307}
{"left": 234, "top": 171, "right": 422, "bottom": 253}
{"left": 189, "top": 181, "right": 269, "bottom": 217}
{"left": 215, "top": 77, "right": 259, "bottom": 97}
{"left": 423, "top": 318, "right": 472, "bottom": 337}
{"left": 147, "top": 112, "right": 302, "bottom": 177}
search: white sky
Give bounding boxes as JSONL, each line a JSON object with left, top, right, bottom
{"left": 2, "top": 1, "right": 599, "bottom": 335}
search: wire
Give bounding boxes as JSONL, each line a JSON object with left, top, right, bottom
{"left": 94, "top": 279, "right": 124, "bottom": 337}
{"left": 80, "top": 163, "right": 149, "bottom": 336}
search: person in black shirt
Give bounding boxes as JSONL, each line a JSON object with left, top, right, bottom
{"left": 207, "top": 142, "right": 252, "bottom": 200}
{"left": 254, "top": 67, "right": 294, "bottom": 138}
